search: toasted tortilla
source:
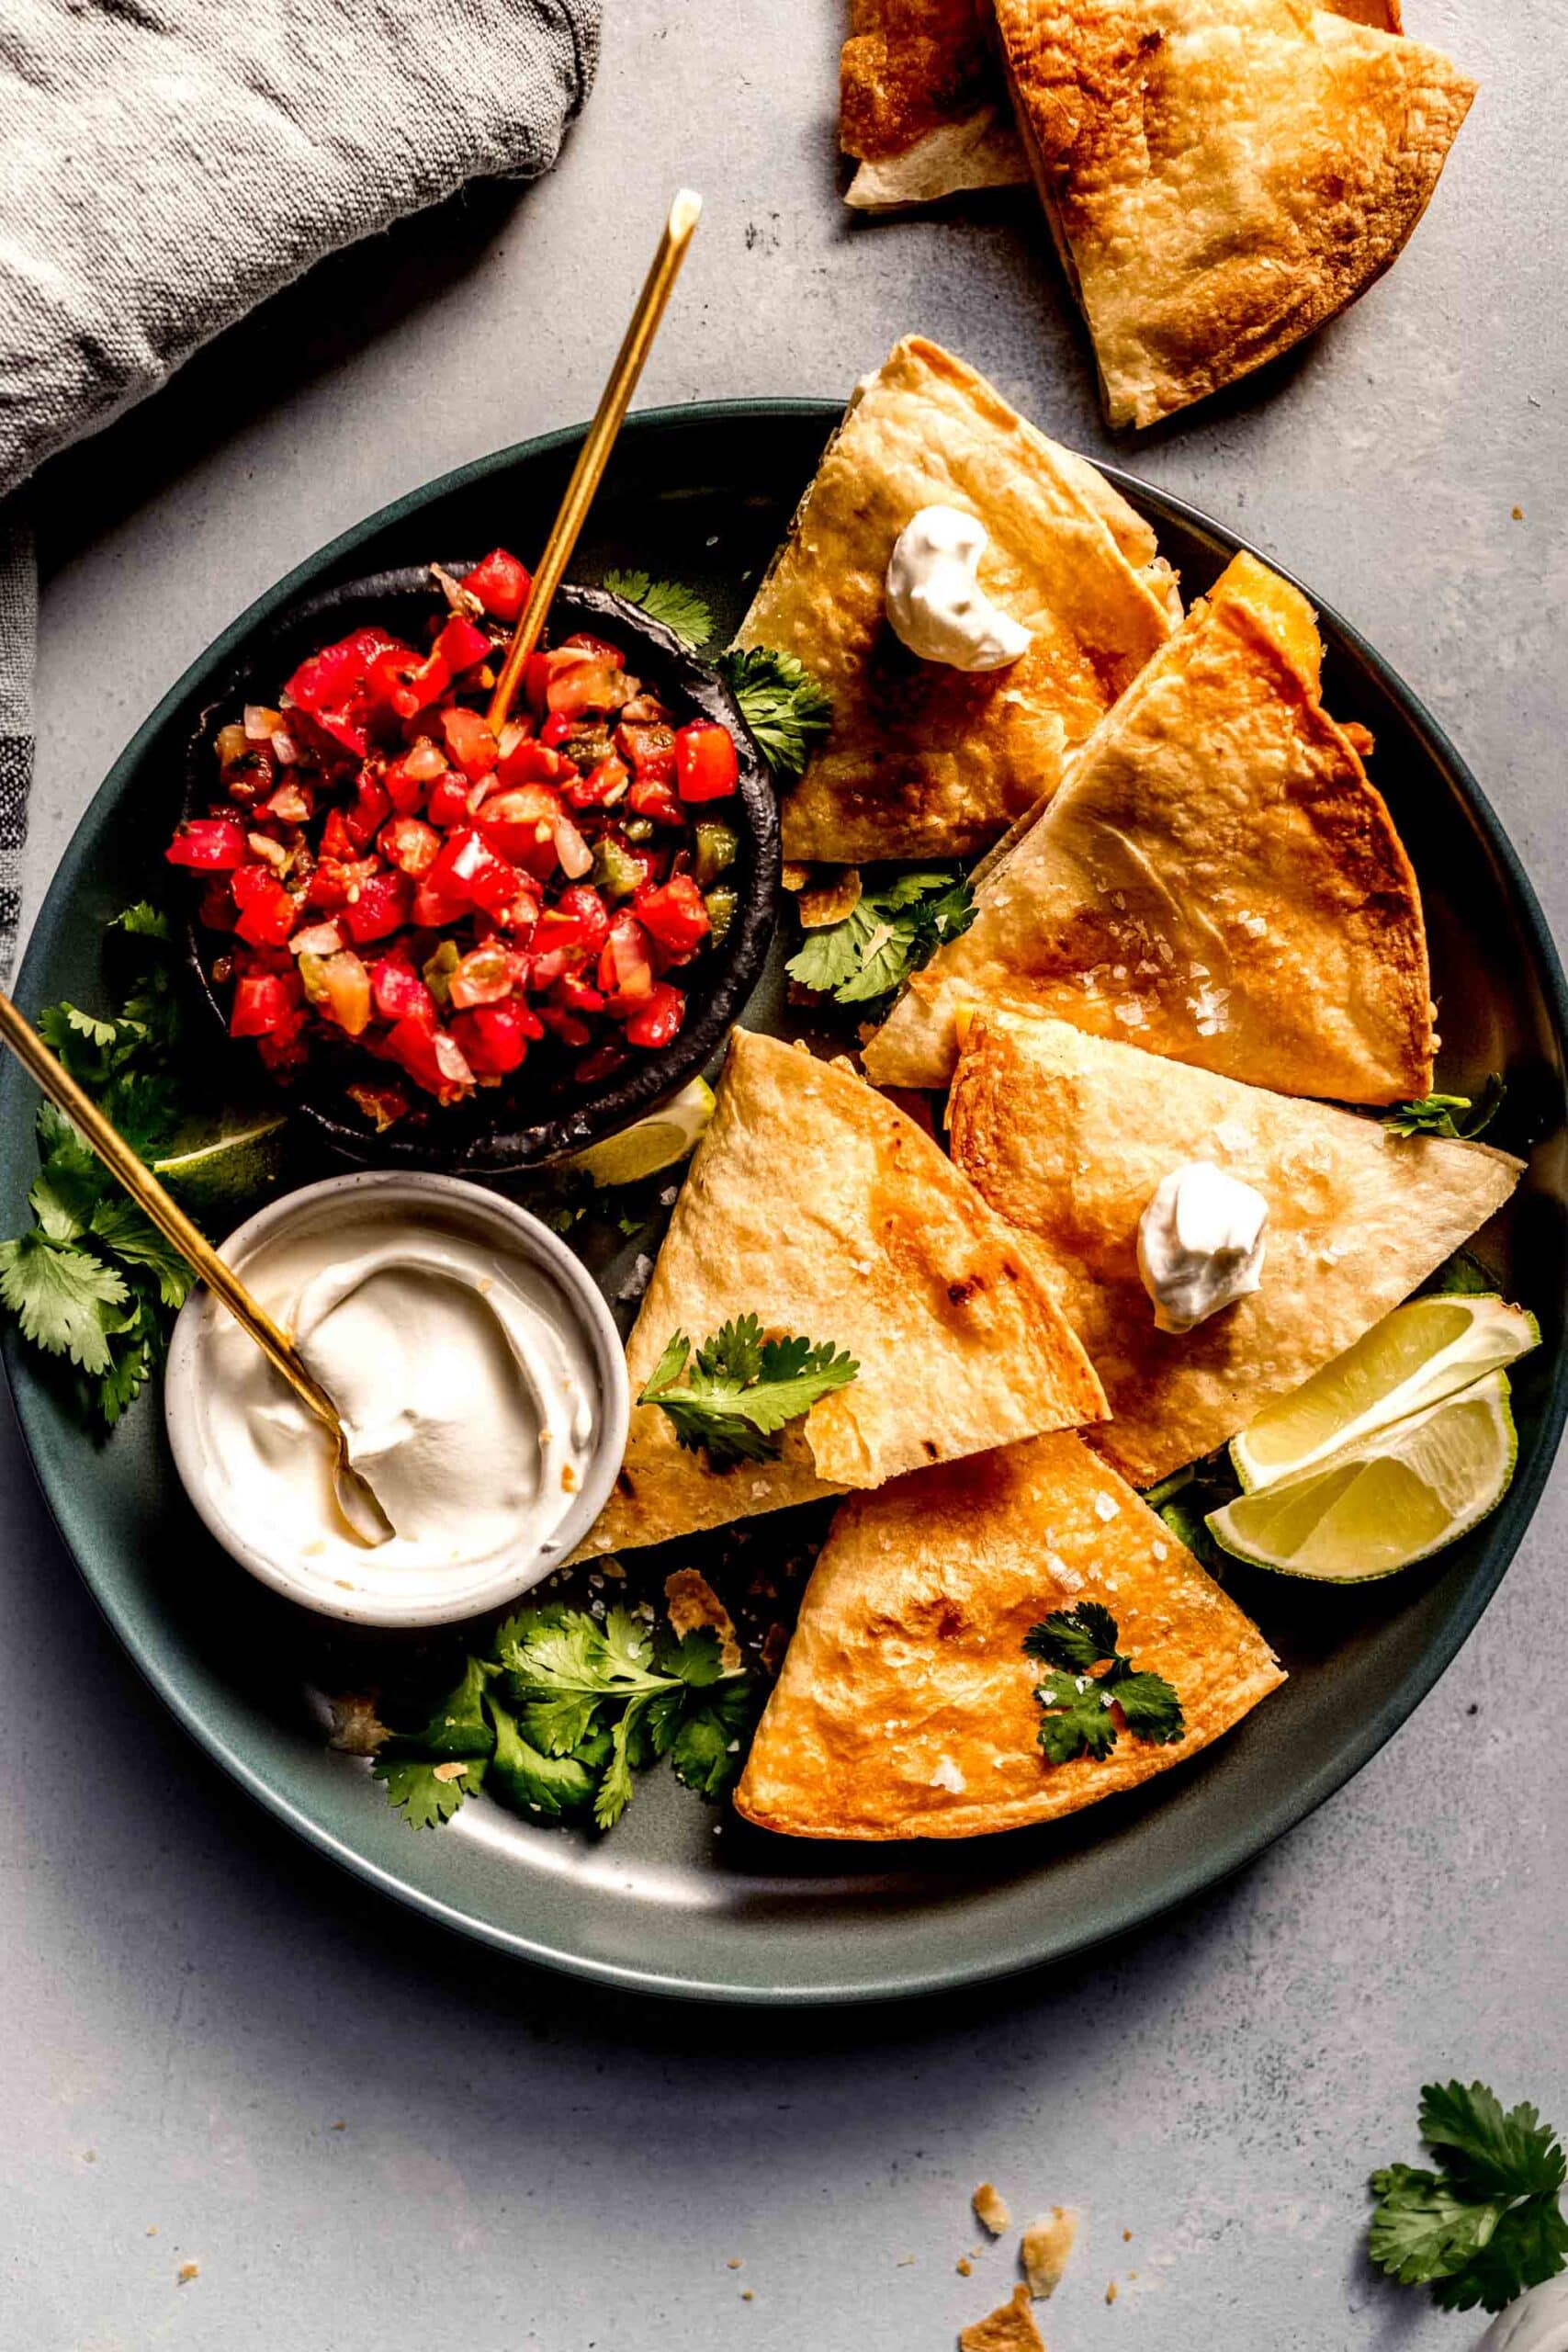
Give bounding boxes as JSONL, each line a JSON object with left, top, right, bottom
{"left": 863, "top": 550, "right": 1433, "bottom": 1103}
{"left": 993, "top": 0, "right": 1474, "bottom": 428}
{"left": 841, "top": 0, "right": 1028, "bottom": 209}
{"left": 733, "top": 336, "right": 1179, "bottom": 862}
{"left": 572, "top": 1031, "right": 1107, "bottom": 1558}
{"left": 947, "top": 1009, "right": 1523, "bottom": 1487}
{"left": 734, "top": 1432, "right": 1284, "bottom": 1839}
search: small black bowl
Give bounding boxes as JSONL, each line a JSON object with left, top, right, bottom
{"left": 177, "top": 567, "right": 780, "bottom": 1174}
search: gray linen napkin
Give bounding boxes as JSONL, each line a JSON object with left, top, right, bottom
{"left": 0, "top": 0, "right": 600, "bottom": 976}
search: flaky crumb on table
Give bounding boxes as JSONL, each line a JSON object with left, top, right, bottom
{"left": 973, "top": 2180, "right": 1011, "bottom": 2234}
{"left": 1021, "top": 2205, "right": 1077, "bottom": 2299}
{"left": 959, "top": 2282, "right": 1044, "bottom": 2352}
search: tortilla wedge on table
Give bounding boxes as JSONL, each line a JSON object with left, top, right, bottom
{"left": 733, "top": 1432, "right": 1284, "bottom": 1840}
{"left": 992, "top": 0, "right": 1474, "bottom": 428}
{"left": 863, "top": 550, "right": 1434, "bottom": 1102}
{"left": 840, "top": 0, "right": 1030, "bottom": 209}
{"left": 946, "top": 1008, "right": 1523, "bottom": 1488}
{"left": 571, "top": 1029, "right": 1108, "bottom": 1558}
{"left": 732, "top": 336, "right": 1180, "bottom": 863}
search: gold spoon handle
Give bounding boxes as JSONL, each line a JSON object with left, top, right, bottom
{"left": 486, "top": 187, "right": 703, "bottom": 737}
{"left": 0, "top": 988, "right": 342, "bottom": 1434}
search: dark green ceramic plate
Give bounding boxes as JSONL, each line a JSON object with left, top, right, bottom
{"left": 5, "top": 403, "right": 1565, "bottom": 2005}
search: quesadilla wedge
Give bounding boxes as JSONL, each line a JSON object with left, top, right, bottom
{"left": 572, "top": 1029, "right": 1107, "bottom": 1558}
{"left": 733, "top": 336, "right": 1179, "bottom": 863}
{"left": 992, "top": 0, "right": 1475, "bottom": 428}
{"left": 733, "top": 1432, "right": 1284, "bottom": 1839}
{"left": 947, "top": 1009, "right": 1522, "bottom": 1488}
{"left": 841, "top": 0, "right": 1030, "bottom": 209}
{"left": 863, "top": 550, "right": 1434, "bottom": 1103}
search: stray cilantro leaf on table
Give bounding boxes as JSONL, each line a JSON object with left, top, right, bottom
{"left": 786, "top": 868, "right": 976, "bottom": 1007}
{"left": 638, "top": 1313, "right": 858, "bottom": 1471}
{"left": 601, "top": 569, "right": 716, "bottom": 651}
{"left": 1382, "top": 1077, "right": 1505, "bottom": 1141}
{"left": 1022, "top": 1602, "right": 1184, "bottom": 1765}
{"left": 1369, "top": 2082, "right": 1568, "bottom": 2313}
{"left": 716, "top": 646, "right": 832, "bottom": 785}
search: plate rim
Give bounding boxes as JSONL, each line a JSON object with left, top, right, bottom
{"left": 6, "top": 396, "right": 1567, "bottom": 2006}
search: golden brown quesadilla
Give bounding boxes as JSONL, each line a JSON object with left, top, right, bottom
{"left": 947, "top": 1009, "right": 1522, "bottom": 1487}
{"left": 841, "top": 0, "right": 1030, "bottom": 209}
{"left": 863, "top": 550, "right": 1434, "bottom": 1103}
{"left": 733, "top": 336, "right": 1179, "bottom": 863}
{"left": 993, "top": 0, "right": 1475, "bottom": 428}
{"left": 734, "top": 1432, "right": 1284, "bottom": 1839}
{"left": 572, "top": 1030, "right": 1107, "bottom": 1558}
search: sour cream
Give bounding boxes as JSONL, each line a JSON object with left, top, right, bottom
{"left": 1137, "top": 1161, "right": 1269, "bottom": 1334}
{"left": 884, "top": 505, "right": 1032, "bottom": 672}
{"left": 166, "top": 1177, "right": 625, "bottom": 1626}
{"left": 1481, "top": 2279, "right": 1568, "bottom": 2352}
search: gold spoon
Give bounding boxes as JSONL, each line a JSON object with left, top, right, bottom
{"left": 486, "top": 187, "right": 703, "bottom": 737}
{"left": 0, "top": 989, "right": 394, "bottom": 1547}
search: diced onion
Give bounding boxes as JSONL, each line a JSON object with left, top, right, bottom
{"left": 553, "top": 813, "right": 593, "bottom": 878}
{"left": 244, "top": 705, "right": 284, "bottom": 741}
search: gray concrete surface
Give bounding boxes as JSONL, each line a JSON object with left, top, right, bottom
{"left": 3, "top": 2, "right": 1565, "bottom": 2346}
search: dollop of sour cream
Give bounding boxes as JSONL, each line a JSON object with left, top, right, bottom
{"left": 196, "top": 1211, "right": 598, "bottom": 1587}
{"left": 1480, "top": 2278, "right": 1568, "bottom": 2352}
{"left": 1137, "top": 1161, "right": 1269, "bottom": 1334}
{"left": 884, "top": 505, "right": 1032, "bottom": 672}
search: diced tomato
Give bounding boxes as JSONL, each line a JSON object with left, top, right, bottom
{"left": 230, "top": 971, "right": 299, "bottom": 1037}
{"left": 539, "top": 712, "right": 576, "bottom": 749}
{"left": 559, "top": 632, "right": 626, "bottom": 666}
{"left": 285, "top": 627, "right": 409, "bottom": 755}
{"left": 289, "top": 920, "right": 346, "bottom": 957}
{"left": 463, "top": 548, "right": 532, "bottom": 624}
{"left": 532, "top": 884, "right": 610, "bottom": 963}
{"left": 318, "top": 807, "right": 356, "bottom": 862}
{"left": 624, "top": 980, "right": 686, "bottom": 1049}
{"left": 496, "top": 734, "right": 572, "bottom": 791}
{"left": 378, "top": 815, "right": 440, "bottom": 876}
{"left": 540, "top": 644, "right": 624, "bottom": 719}
{"left": 635, "top": 874, "right": 711, "bottom": 958}
{"left": 450, "top": 1000, "right": 538, "bottom": 1076}
{"left": 231, "top": 864, "right": 298, "bottom": 947}
{"left": 167, "top": 817, "right": 247, "bottom": 871}
{"left": 370, "top": 953, "right": 436, "bottom": 1028}
{"left": 536, "top": 1002, "right": 593, "bottom": 1049}
{"left": 302, "top": 948, "right": 372, "bottom": 1037}
{"left": 344, "top": 772, "right": 390, "bottom": 851}
{"left": 433, "top": 615, "right": 491, "bottom": 675}
{"left": 263, "top": 780, "right": 313, "bottom": 826}
{"left": 479, "top": 785, "right": 562, "bottom": 875}
{"left": 616, "top": 718, "right": 676, "bottom": 783}
{"left": 673, "top": 720, "right": 739, "bottom": 802}
{"left": 342, "top": 869, "right": 412, "bottom": 944}
{"left": 307, "top": 854, "right": 378, "bottom": 910}
{"left": 626, "top": 776, "right": 684, "bottom": 828}
{"left": 553, "top": 971, "right": 605, "bottom": 1015}
{"left": 448, "top": 943, "right": 520, "bottom": 1010}
{"left": 197, "top": 881, "right": 236, "bottom": 932}
{"left": 366, "top": 642, "right": 449, "bottom": 722}
{"left": 425, "top": 828, "right": 525, "bottom": 922}
{"left": 441, "top": 705, "right": 500, "bottom": 783}
{"left": 386, "top": 1017, "right": 474, "bottom": 1102}
{"left": 426, "top": 772, "right": 473, "bottom": 830}
{"left": 597, "top": 912, "right": 656, "bottom": 1008}
{"left": 567, "top": 753, "right": 630, "bottom": 811}
{"left": 412, "top": 877, "right": 472, "bottom": 929}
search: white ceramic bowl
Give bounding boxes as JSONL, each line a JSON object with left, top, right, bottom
{"left": 164, "top": 1170, "right": 629, "bottom": 1628}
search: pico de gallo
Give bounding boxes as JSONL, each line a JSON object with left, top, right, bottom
{"left": 166, "top": 550, "right": 744, "bottom": 1129}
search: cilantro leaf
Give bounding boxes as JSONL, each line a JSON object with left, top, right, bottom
{"left": 1023, "top": 1601, "right": 1184, "bottom": 1765}
{"left": 602, "top": 569, "right": 716, "bottom": 650}
{"left": 110, "top": 901, "right": 171, "bottom": 942}
{"left": 670, "top": 1675, "right": 757, "bottom": 1800}
{"left": 717, "top": 646, "right": 833, "bottom": 784}
{"left": 0, "top": 1234, "right": 128, "bottom": 1374}
{"left": 1369, "top": 2084, "right": 1568, "bottom": 2313}
{"left": 88, "top": 1199, "right": 195, "bottom": 1309}
{"left": 1419, "top": 2082, "right": 1568, "bottom": 2199}
{"left": 374, "top": 1754, "right": 486, "bottom": 1830}
{"left": 486, "top": 1693, "right": 595, "bottom": 1822}
{"left": 786, "top": 869, "right": 975, "bottom": 1007}
{"left": 638, "top": 1316, "right": 858, "bottom": 1470}
{"left": 1382, "top": 1078, "right": 1505, "bottom": 1141}
{"left": 1422, "top": 1248, "right": 1498, "bottom": 1297}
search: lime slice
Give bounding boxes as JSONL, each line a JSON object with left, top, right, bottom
{"left": 1207, "top": 1368, "right": 1517, "bottom": 1581}
{"left": 1231, "top": 1295, "right": 1538, "bottom": 1493}
{"left": 152, "top": 1114, "right": 288, "bottom": 1215}
{"left": 565, "top": 1078, "right": 716, "bottom": 1189}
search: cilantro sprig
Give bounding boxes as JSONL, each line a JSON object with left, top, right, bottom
{"left": 638, "top": 1314, "right": 859, "bottom": 1472}
{"left": 0, "top": 907, "right": 197, "bottom": 1425}
{"left": 785, "top": 868, "right": 975, "bottom": 1007}
{"left": 371, "top": 1603, "right": 756, "bottom": 1834}
{"left": 602, "top": 569, "right": 716, "bottom": 651}
{"left": 1382, "top": 1077, "right": 1505, "bottom": 1141}
{"left": 1369, "top": 2082, "right": 1568, "bottom": 2312}
{"left": 716, "top": 646, "right": 833, "bottom": 785}
{"left": 1022, "top": 1601, "right": 1184, "bottom": 1764}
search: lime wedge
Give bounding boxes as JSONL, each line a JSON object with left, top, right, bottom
{"left": 152, "top": 1114, "right": 288, "bottom": 1215}
{"left": 1207, "top": 1368, "right": 1517, "bottom": 1581}
{"left": 565, "top": 1077, "right": 716, "bottom": 1189}
{"left": 1231, "top": 1295, "right": 1538, "bottom": 1493}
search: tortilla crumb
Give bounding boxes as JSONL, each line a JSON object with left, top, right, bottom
{"left": 973, "top": 2182, "right": 1011, "bottom": 2235}
{"left": 741, "top": 2289, "right": 755, "bottom": 2301}
{"left": 325, "top": 1693, "right": 390, "bottom": 1757}
{"left": 664, "top": 1569, "right": 743, "bottom": 1672}
{"left": 728, "top": 2258, "right": 742, "bottom": 2270}
{"left": 176, "top": 2263, "right": 199, "bottom": 2286}
{"left": 1021, "top": 2206, "right": 1077, "bottom": 2299}
{"left": 957, "top": 2256, "right": 974, "bottom": 2277}
{"left": 1122, "top": 2229, "right": 1132, "bottom": 2243}
{"left": 1106, "top": 2279, "right": 1119, "bottom": 2304}
{"left": 432, "top": 1760, "right": 468, "bottom": 1783}
{"left": 761, "top": 1621, "right": 791, "bottom": 1676}
{"left": 1512, "top": 506, "right": 1524, "bottom": 521}
{"left": 959, "top": 2283, "right": 1044, "bottom": 2352}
